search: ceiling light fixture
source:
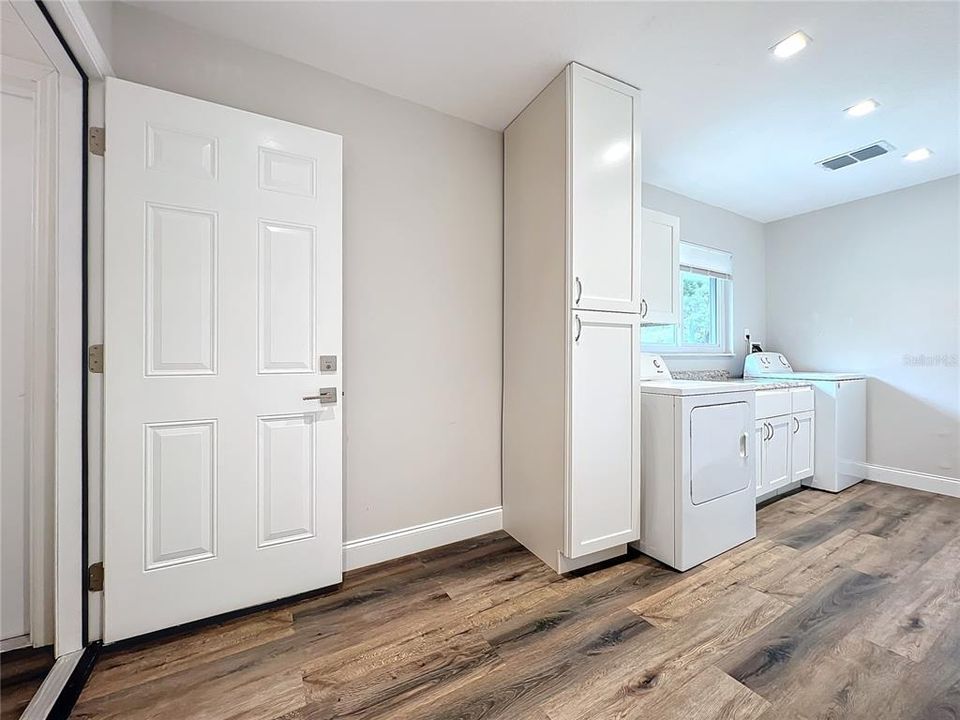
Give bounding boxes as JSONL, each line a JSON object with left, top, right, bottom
{"left": 845, "top": 99, "right": 879, "bottom": 117}
{"left": 771, "top": 30, "right": 812, "bottom": 59}
{"left": 904, "top": 147, "right": 933, "bottom": 162}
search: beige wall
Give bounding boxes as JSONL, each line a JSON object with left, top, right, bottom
{"left": 641, "top": 183, "right": 767, "bottom": 376}
{"left": 765, "top": 175, "right": 960, "bottom": 480}
{"left": 108, "top": 3, "right": 504, "bottom": 541}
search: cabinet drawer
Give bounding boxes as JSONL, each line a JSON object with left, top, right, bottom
{"left": 791, "top": 387, "right": 814, "bottom": 413}
{"left": 755, "top": 389, "right": 791, "bottom": 419}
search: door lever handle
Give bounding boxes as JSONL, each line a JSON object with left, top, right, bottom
{"left": 303, "top": 388, "right": 337, "bottom": 404}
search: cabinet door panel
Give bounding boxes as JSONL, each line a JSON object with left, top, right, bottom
{"left": 792, "top": 411, "right": 815, "bottom": 481}
{"left": 764, "top": 415, "right": 792, "bottom": 490}
{"left": 640, "top": 209, "right": 680, "bottom": 325}
{"left": 568, "top": 311, "right": 639, "bottom": 556}
{"left": 570, "top": 66, "right": 640, "bottom": 313}
{"left": 755, "top": 420, "right": 766, "bottom": 497}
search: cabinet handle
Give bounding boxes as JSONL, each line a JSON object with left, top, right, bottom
{"left": 574, "top": 314, "right": 582, "bottom": 343}
{"left": 793, "top": 416, "right": 800, "bottom": 434}
{"left": 769, "top": 422, "right": 775, "bottom": 440}
{"left": 575, "top": 276, "right": 582, "bottom": 306}
{"left": 740, "top": 431, "right": 748, "bottom": 458}
{"left": 640, "top": 298, "right": 647, "bottom": 318}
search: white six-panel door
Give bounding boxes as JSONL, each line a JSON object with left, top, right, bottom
{"left": 103, "top": 79, "right": 342, "bottom": 642}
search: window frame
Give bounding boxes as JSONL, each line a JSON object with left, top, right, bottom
{"left": 640, "top": 265, "right": 734, "bottom": 357}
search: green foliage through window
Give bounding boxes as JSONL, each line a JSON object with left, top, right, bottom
{"left": 641, "top": 269, "right": 727, "bottom": 352}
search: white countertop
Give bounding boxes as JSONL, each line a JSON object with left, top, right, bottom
{"left": 639, "top": 379, "right": 763, "bottom": 396}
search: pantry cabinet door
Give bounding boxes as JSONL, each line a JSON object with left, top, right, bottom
{"left": 567, "top": 311, "right": 640, "bottom": 557}
{"left": 569, "top": 65, "right": 641, "bottom": 314}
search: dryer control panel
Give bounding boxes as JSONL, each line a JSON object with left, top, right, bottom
{"left": 640, "top": 353, "right": 672, "bottom": 380}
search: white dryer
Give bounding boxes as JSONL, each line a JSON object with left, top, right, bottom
{"left": 744, "top": 352, "right": 866, "bottom": 492}
{"left": 633, "top": 354, "right": 758, "bottom": 571}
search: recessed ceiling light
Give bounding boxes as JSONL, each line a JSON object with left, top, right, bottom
{"left": 771, "top": 30, "right": 812, "bottom": 59}
{"left": 904, "top": 147, "right": 933, "bottom": 162}
{"left": 845, "top": 99, "right": 879, "bottom": 117}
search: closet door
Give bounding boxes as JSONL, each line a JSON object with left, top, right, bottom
{"left": 104, "top": 79, "right": 343, "bottom": 641}
{"left": 567, "top": 311, "right": 640, "bottom": 557}
{"left": 569, "top": 65, "right": 641, "bottom": 314}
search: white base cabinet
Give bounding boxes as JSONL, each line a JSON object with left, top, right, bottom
{"left": 755, "top": 387, "right": 816, "bottom": 503}
{"left": 502, "top": 63, "right": 642, "bottom": 574}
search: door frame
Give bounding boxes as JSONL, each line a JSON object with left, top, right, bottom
{"left": 11, "top": 0, "right": 111, "bottom": 657}
{"left": 1, "top": 53, "right": 58, "bottom": 652}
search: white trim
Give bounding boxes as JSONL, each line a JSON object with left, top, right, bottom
{"left": 857, "top": 463, "right": 960, "bottom": 498}
{"left": 0, "top": 635, "right": 33, "bottom": 652}
{"left": 10, "top": 1, "right": 85, "bottom": 657}
{"left": 38, "top": 0, "right": 111, "bottom": 646}
{"left": 38, "top": 0, "right": 113, "bottom": 79}
{"left": 343, "top": 507, "right": 503, "bottom": 572}
{"left": 19, "top": 647, "right": 84, "bottom": 720}
{"left": 30, "top": 64, "right": 58, "bottom": 652}
{"left": 3, "top": 27, "right": 59, "bottom": 653}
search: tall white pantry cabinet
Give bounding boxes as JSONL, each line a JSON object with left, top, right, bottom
{"left": 503, "top": 63, "right": 643, "bottom": 573}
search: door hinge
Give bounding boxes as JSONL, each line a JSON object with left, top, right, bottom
{"left": 89, "top": 127, "right": 105, "bottom": 156}
{"left": 88, "top": 344, "right": 104, "bottom": 373}
{"left": 88, "top": 562, "right": 104, "bottom": 592}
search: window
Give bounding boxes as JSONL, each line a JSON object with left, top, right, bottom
{"left": 641, "top": 243, "right": 732, "bottom": 354}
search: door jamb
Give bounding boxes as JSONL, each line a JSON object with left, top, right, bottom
{"left": 12, "top": 0, "right": 109, "bottom": 657}
{"left": 37, "top": 0, "right": 112, "bottom": 649}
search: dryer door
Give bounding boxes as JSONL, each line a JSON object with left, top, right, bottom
{"left": 689, "top": 401, "right": 752, "bottom": 505}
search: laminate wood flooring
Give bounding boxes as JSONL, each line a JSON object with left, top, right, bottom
{"left": 70, "top": 481, "right": 960, "bottom": 720}
{"left": 1, "top": 644, "right": 54, "bottom": 720}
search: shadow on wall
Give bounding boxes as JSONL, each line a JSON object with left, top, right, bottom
{"left": 867, "top": 377, "right": 960, "bottom": 480}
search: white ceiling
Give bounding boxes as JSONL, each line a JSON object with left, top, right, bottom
{"left": 129, "top": 1, "right": 958, "bottom": 222}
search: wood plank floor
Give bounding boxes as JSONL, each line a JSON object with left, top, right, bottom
{"left": 1, "top": 645, "right": 55, "bottom": 720}
{"left": 70, "top": 481, "right": 960, "bottom": 720}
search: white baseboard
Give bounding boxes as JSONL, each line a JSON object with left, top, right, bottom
{"left": 343, "top": 506, "right": 503, "bottom": 572}
{"left": 857, "top": 462, "right": 960, "bottom": 498}
{"left": 0, "top": 635, "right": 32, "bottom": 653}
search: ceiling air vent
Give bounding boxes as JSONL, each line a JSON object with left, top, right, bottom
{"left": 818, "top": 141, "right": 895, "bottom": 171}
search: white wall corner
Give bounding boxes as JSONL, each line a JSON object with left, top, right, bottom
{"left": 856, "top": 462, "right": 960, "bottom": 499}
{"left": 343, "top": 507, "right": 503, "bottom": 572}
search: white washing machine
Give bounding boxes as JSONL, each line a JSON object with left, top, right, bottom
{"left": 632, "top": 354, "right": 758, "bottom": 571}
{"left": 744, "top": 352, "right": 866, "bottom": 492}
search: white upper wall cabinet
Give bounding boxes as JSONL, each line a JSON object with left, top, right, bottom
{"left": 570, "top": 65, "right": 642, "bottom": 314}
{"left": 639, "top": 209, "right": 680, "bottom": 325}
